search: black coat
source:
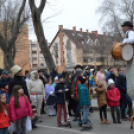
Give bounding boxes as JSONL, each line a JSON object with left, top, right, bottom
{"left": 8, "top": 76, "right": 30, "bottom": 100}
{"left": 50, "top": 70, "right": 58, "bottom": 83}
{"left": 115, "top": 74, "right": 126, "bottom": 99}
{"left": 0, "top": 77, "right": 12, "bottom": 88}
{"left": 55, "top": 82, "right": 69, "bottom": 104}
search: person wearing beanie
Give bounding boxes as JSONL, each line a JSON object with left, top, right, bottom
{"left": 8, "top": 65, "right": 30, "bottom": 100}
{"left": 55, "top": 74, "right": 69, "bottom": 127}
{"left": 27, "top": 70, "right": 45, "bottom": 117}
{"left": 0, "top": 70, "right": 12, "bottom": 88}
{"left": 107, "top": 79, "right": 121, "bottom": 124}
{"left": 0, "top": 82, "right": 9, "bottom": 103}
{"left": 78, "top": 77, "right": 92, "bottom": 131}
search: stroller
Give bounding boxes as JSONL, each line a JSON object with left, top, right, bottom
{"left": 57, "top": 89, "right": 72, "bottom": 128}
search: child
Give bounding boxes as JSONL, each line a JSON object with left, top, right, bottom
{"left": 0, "top": 94, "right": 10, "bottom": 134}
{"left": 96, "top": 81, "right": 109, "bottom": 124}
{"left": 107, "top": 79, "right": 121, "bottom": 123}
{"left": 55, "top": 75, "right": 69, "bottom": 127}
{"left": 10, "top": 85, "right": 33, "bottom": 134}
{"left": 78, "top": 77, "right": 92, "bottom": 131}
{"left": 0, "top": 82, "right": 9, "bottom": 104}
{"left": 45, "top": 78, "right": 56, "bottom": 116}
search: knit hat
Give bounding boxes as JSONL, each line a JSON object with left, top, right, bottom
{"left": 58, "top": 74, "right": 64, "bottom": 80}
{"left": 1, "top": 82, "right": 8, "bottom": 88}
{"left": 31, "top": 70, "right": 38, "bottom": 76}
{"left": 75, "top": 63, "right": 83, "bottom": 70}
{"left": 107, "top": 79, "right": 114, "bottom": 88}
{"left": 11, "top": 65, "right": 22, "bottom": 76}
{"left": 54, "top": 76, "right": 58, "bottom": 81}
{"left": 2, "top": 70, "right": 9, "bottom": 75}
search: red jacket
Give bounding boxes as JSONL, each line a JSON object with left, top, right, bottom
{"left": 107, "top": 87, "right": 120, "bottom": 107}
{"left": 0, "top": 104, "right": 10, "bottom": 128}
{"left": 10, "top": 96, "right": 33, "bottom": 122}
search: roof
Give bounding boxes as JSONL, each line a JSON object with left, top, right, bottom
{"left": 49, "top": 27, "right": 113, "bottom": 48}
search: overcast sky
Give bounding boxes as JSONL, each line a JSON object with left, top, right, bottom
{"left": 29, "top": 0, "right": 103, "bottom": 43}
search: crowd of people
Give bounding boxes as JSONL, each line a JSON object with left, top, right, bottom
{"left": 0, "top": 63, "right": 132, "bottom": 133}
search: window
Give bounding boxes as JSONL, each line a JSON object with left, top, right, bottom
{"left": 77, "top": 33, "right": 83, "bottom": 37}
{"left": 33, "top": 64, "right": 37, "bottom": 68}
{"left": 101, "top": 57, "right": 105, "bottom": 62}
{"left": 32, "top": 57, "right": 37, "bottom": 61}
{"left": 89, "top": 50, "right": 93, "bottom": 53}
{"left": 32, "top": 44, "right": 36, "bottom": 47}
{"left": 83, "top": 57, "right": 88, "bottom": 63}
{"left": 88, "top": 58, "right": 93, "bottom": 63}
{"left": 32, "top": 51, "right": 37, "bottom": 54}
{"left": 40, "top": 63, "right": 44, "bottom": 67}
{"left": 96, "top": 58, "right": 101, "bottom": 62}
{"left": 40, "top": 57, "right": 44, "bottom": 61}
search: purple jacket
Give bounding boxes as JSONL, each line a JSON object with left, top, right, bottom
{"left": 45, "top": 84, "right": 55, "bottom": 102}
{"left": 10, "top": 96, "right": 33, "bottom": 122}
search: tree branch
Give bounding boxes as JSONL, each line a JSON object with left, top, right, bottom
{"left": 38, "top": 0, "right": 46, "bottom": 14}
{"left": 8, "top": 0, "right": 26, "bottom": 49}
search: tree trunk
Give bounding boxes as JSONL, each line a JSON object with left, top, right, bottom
{"left": 31, "top": 10, "right": 55, "bottom": 72}
{"left": 5, "top": 50, "right": 14, "bottom": 70}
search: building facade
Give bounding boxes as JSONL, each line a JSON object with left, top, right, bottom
{"left": 50, "top": 25, "right": 125, "bottom": 73}
{"left": 29, "top": 41, "right": 47, "bottom": 70}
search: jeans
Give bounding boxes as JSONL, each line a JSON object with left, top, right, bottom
{"left": 0, "top": 127, "right": 8, "bottom": 134}
{"left": 100, "top": 105, "right": 107, "bottom": 120}
{"left": 82, "top": 107, "right": 90, "bottom": 123}
{"left": 120, "top": 99, "right": 127, "bottom": 117}
{"left": 57, "top": 104, "right": 67, "bottom": 123}
{"left": 76, "top": 101, "right": 81, "bottom": 118}
{"left": 16, "top": 117, "right": 27, "bottom": 134}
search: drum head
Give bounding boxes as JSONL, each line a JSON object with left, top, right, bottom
{"left": 122, "top": 44, "right": 134, "bottom": 61}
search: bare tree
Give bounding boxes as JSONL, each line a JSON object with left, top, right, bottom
{"left": 29, "top": 0, "right": 55, "bottom": 72}
{"left": 0, "top": 0, "right": 30, "bottom": 70}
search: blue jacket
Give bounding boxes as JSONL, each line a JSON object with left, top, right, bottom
{"left": 55, "top": 82, "right": 69, "bottom": 104}
{"left": 115, "top": 72, "right": 126, "bottom": 99}
{"left": 78, "top": 83, "right": 90, "bottom": 107}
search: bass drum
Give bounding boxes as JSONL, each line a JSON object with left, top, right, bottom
{"left": 111, "top": 43, "right": 134, "bottom": 62}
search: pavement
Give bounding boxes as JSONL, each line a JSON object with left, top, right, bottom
{"left": 28, "top": 109, "right": 134, "bottom": 134}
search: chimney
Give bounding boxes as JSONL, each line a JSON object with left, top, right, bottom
{"left": 73, "top": 26, "right": 76, "bottom": 32}
{"left": 80, "top": 28, "right": 82, "bottom": 33}
{"left": 92, "top": 31, "right": 98, "bottom": 35}
{"left": 59, "top": 25, "right": 63, "bottom": 30}
{"left": 86, "top": 29, "right": 89, "bottom": 33}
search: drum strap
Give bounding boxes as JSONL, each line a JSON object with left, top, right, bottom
{"left": 126, "top": 30, "right": 134, "bottom": 38}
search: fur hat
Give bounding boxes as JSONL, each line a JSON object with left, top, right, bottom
{"left": 11, "top": 65, "right": 22, "bottom": 76}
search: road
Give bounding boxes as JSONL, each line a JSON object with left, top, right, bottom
{"left": 28, "top": 110, "right": 134, "bottom": 134}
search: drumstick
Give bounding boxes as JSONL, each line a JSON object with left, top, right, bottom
{"left": 131, "top": 112, "right": 134, "bottom": 129}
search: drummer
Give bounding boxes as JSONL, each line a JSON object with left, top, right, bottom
{"left": 121, "top": 21, "right": 134, "bottom": 110}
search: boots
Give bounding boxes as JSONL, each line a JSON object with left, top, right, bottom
{"left": 105, "top": 119, "right": 110, "bottom": 124}
{"left": 101, "top": 119, "right": 104, "bottom": 124}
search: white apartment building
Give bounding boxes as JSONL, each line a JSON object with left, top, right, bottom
{"left": 29, "top": 41, "right": 47, "bottom": 70}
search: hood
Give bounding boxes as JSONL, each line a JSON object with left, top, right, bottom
{"left": 30, "top": 70, "right": 39, "bottom": 81}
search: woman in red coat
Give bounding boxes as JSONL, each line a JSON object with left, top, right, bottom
{"left": 107, "top": 79, "right": 121, "bottom": 124}
{"left": 0, "top": 94, "right": 10, "bottom": 134}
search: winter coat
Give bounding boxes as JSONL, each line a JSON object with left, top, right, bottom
{"left": 0, "top": 104, "right": 10, "bottom": 129}
{"left": 50, "top": 69, "right": 58, "bottom": 83}
{"left": 96, "top": 71, "right": 107, "bottom": 89}
{"left": 55, "top": 82, "right": 69, "bottom": 104}
{"left": 45, "top": 84, "right": 55, "bottom": 102}
{"left": 115, "top": 72, "right": 126, "bottom": 100}
{"left": 78, "top": 83, "right": 90, "bottom": 107}
{"left": 39, "top": 76, "right": 47, "bottom": 86}
{"left": 9, "top": 76, "right": 30, "bottom": 100}
{"left": 96, "top": 84, "right": 107, "bottom": 108}
{"left": 107, "top": 87, "right": 120, "bottom": 107}
{"left": 27, "top": 72, "right": 45, "bottom": 98}
{"left": 10, "top": 96, "right": 33, "bottom": 122}
{"left": 0, "top": 77, "right": 12, "bottom": 88}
